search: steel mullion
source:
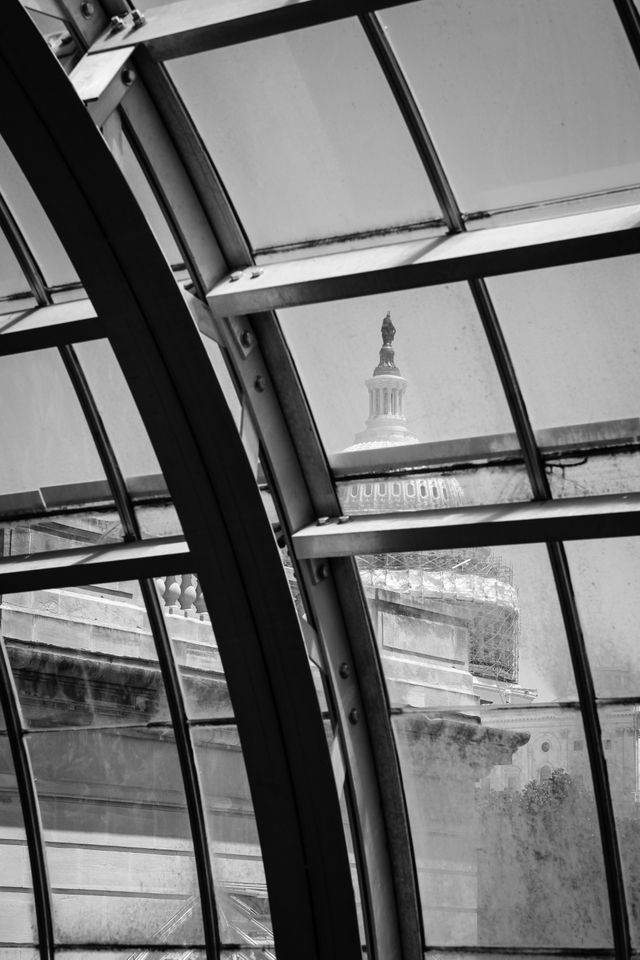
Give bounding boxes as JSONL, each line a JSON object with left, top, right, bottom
{"left": 58, "top": 342, "right": 140, "bottom": 540}
{"left": 0, "top": 636, "right": 54, "bottom": 960}
{"left": 139, "top": 578, "right": 222, "bottom": 960}
{"left": 363, "top": 12, "right": 631, "bottom": 958}
{"left": 59, "top": 339, "right": 223, "bottom": 960}
{"left": 613, "top": 0, "right": 640, "bottom": 71}
{"left": 0, "top": 191, "right": 51, "bottom": 306}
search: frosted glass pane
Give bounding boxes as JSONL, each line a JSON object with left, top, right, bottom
{"left": 381, "top": 0, "right": 640, "bottom": 214}
{"left": 169, "top": 19, "right": 440, "bottom": 250}
{"left": 0, "top": 738, "right": 36, "bottom": 945}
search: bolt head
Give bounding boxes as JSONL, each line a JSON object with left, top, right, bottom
{"left": 254, "top": 375, "right": 265, "bottom": 393}
{"left": 121, "top": 67, "right": 136, "bottom": 87}
{"left": 349, "top": 708, "right": 359, "bottom": 725}
{"left": 339, "top": 662, "right": 351, "bottom": 679}
{"left": 240, "top": 330, "right": 253, "bottom": 348}
{"left": 80, "top": 1, "right": 94, "bottom": 17}
{"left": 110, "top": 15, "right": 126, "bottom": 32}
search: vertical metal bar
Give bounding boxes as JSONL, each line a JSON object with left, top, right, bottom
{"left": 0, "top": 642, "right": 54, "bottom": 960}
{"left": 139, "top": 577, "right": 222, "bottom": 960}
{"left": 0, "top": 189, "right": 51, "bottom": 305}
{"left": 612, "top": 0, "right": 640, "bottom": 72}
{"left": 58, "top": 342, "right": 140, "bottom": 540}
{"left": 58, "top": 344, "right": 223, "bottom": 960}
{"left": 361, "top": 11, "right": 631, "bottom": 959}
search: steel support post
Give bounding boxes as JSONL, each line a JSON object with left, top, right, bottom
{"left": 0, "top": 8, "right": 361, "bottom": 959}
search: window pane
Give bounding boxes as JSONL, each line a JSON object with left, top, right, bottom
{"left": 74, "top": 340, "right": 168, "bottom": 501}
{"left": 169, "top": 19, "right": 440, "bottom": 251}
{"left": 367, "top": 543, "right": 611, "bottom": 945}
{"left": 192, "top": 725, "right": 272, "bottom": 945}
{"left": 565, "top": 537, "right": 640, "bottom": 700}
{"left": 599, "top": 703, "right": 640, "bottom": 947}
{"left": 29, "top": 726, "right": 204, "bottom": 945}
{"left": 0, "top": 512, "right": 124, "bottom": 559}
{"left": 0, "top": 349, "right": 113, "bottom": 519}
{"left": 380, "top": 0, "right": 640, "bottom": 214}
{"left": 0, "top": 228, "right": 30, "bottom": 300}
{"left": 0, "top": 135, "right": 78, "bottom": 288}
{"left": 2, "top": 580, "right": 170, "bottom": 729}
{"left": 280, "top": 286, "right": 526, "bottom": 508}
{"left": 488, "top": 256, "right": 640, "bottom": 497}
{"left": 0, "top": 737, "right": 37, "bottom": 945}
{"left": 156, "top": 574, "right": 232, "bottom": 721}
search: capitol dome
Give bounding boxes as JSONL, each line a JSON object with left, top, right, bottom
{"left": 340, "top": 315, "right": 520, "bottom": 685}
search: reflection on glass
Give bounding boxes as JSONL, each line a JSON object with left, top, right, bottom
{"left": 136, "top": 502, "right": 183, "bottom": 539}
{"left": 74, "top": 339, "right": 167, "bottom": 499}
{"left": 192, "top": 726, "right": 273, "bottom": 946}
{"left": 380, "top": 0, "right": 640, "bottom": 213}
{"left": 565, "top": 538, "right": 640, "bottom": 700}
{"left": 280, "top": 287, "right": 516, "bottom": 482}
{"left": 598, "top": 704, "right": 640, "bottom": 947}
{"left": 488, "top": 256, "right": 640, "bottom": 471}
{"left": 0, "top": 511, "right": 123, "bottom": 559}
{"left": 547, "top": 450, "right": 640, "bottom": 501}
{"left": 27, "top": 10, "right": 81, "bottom": 73}
{"left": 0, "top": 135, "right": 78, "bottom": 288}
{"left": 29, "top": 726, "right": 203, "bottom": 945}
{"left": 3, "top": 581, "right": 170, "bottom": 729}
{"left": 0, "top": 738, "right": 37, "bottom": 946}
{"left": 0, "top": 349, "right": 113, "bottom": 517}
{"left": 156, "top": 573, "right": 232, "bottom": 721}
{"left": 169, "top": 19, "right": 439, "bottom": 250}
{"left": 362, "top": 544, "right": 612, "bottom": 945}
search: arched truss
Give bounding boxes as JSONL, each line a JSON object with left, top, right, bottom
{"left": 2, "top": 2, "right": 640, "bottom": 960}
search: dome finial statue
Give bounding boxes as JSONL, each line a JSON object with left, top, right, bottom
{"left": 374, "top": 311, "right": 400, "bottom": 376}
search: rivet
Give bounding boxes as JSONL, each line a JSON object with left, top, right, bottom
{"left": 349, "top": 708, "right": 359, "bottom": 725}
{"left": 110, "top": 14, "right": 126, "bottom": 31}
{"left": 121, "top": 67, "right": 136, "bottom": 86}
{"left": 250, "top": 267, "right": 263, "bottom": 279}
{"left": 240, "top": 330, "right": 253, "bottom": 348}
{"left": 254, "top": 375, "right": 265, "bottom": 393}
{"left": 316, "top": 516, "right": 330, "bottom": 526}
{"left": 317, "top": 562, "right": 330, "bottom": 580}
{"left": 80, "top": 1, "right": 94, "bottom": 17}
{"left": 339, "top": 662, "right": 351, "bottom": 679}
{"left": 337, "top": 515, "right": 350, "bottom": 524}
{"left": 229, "top": 270, "right": 243, "bottom": 283}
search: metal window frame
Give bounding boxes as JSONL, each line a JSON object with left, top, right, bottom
{"left": 0, "top": 8, "right": 363, "bottom": 960}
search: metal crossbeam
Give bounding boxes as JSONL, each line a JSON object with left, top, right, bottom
{"left": 207, "top": 203, "right": 640, "bottom": 318}
{"left": 292, "top": 493, "right": 640, "bottom": 559}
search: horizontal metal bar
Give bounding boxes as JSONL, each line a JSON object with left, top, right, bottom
{"left": 0, "top": 535, "right": 188, "bottom": 593}
{"left": 207, "top": 203, "right": 640, "bottom": 317}
{"left": 292, "top": 492, "right": 640, "bottom": 558}
{"left": 0, "top": 299, "right": 102, "bottom": 354}
{"left": 91, "top": 0, "right": 419, "bottom": 62}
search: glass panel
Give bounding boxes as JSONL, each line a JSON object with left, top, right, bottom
{"left": 57, "top": 953, "right": 205, "bottom": 960}
{"left": 2, "top": 580, "right": 170, "bottom": 729}
{"left": 336, "top": 464, "right": 532, "bottom": 515}
{"left": 0, "top": 349, "right": 114, "bottom": 519}
{"left": 102, "top": 116, "right": 183, "bottom": 267}
{"left": 0, "top": 135, "right": 78, "bottom": 288}
{"left": 280, "top": 286, "right": 518, "bottom": 499}
{"left": 169, "top": 19, "right": 440, "bottom": 251}
{"left": 598, "top": 703, "right": 640, "bottom": 948}
{"left": 192, "top": 726, "right": 272, "bottom": 945}
{"left": 488, "top": 255, "right": 640, "bottom": 497}
{"left": 73, "top": 340, "right": 168, "bottom": 500}
{"left": 565, "top": 537, "right": 640, "bottom": 700}
{"left": 156, "top": 573, "right": 232, "bottom": 721}
{"left": 380, "top": 0, "right": 640, "bottom": 213}
{"left": 370, "top": 542, "right": 610, "bottom": 946}
{"left": 0, "top": 228, "right": 30, "bottom": 300}
{"left": 136, "top": 502, "right": 183, "bottom": 539}
{"left": 28, "top": 726, "right": 204, "bottom": 945}
{"left": 202, "top": 336, "right": 242, "bottom": 429}
{"left": 0, "top": 511, "right": 124, "bottom": 559}
{"left": 0, "top": 737, "right": 37, "bottom": 945}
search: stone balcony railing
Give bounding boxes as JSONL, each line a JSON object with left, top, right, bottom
{"left": 155, "top": 574, "right": 210, "bottom": 619}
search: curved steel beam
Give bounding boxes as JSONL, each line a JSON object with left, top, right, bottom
{"left": 0, "top": 7, "right": 361, "bottom": 959}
